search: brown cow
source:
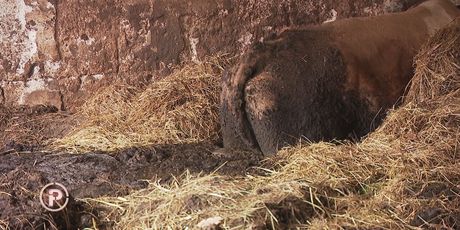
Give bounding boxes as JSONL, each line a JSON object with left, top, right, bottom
{"left": 220, "top": 0, "right": 460, "bottom": 155}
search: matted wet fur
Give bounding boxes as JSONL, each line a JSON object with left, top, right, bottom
{"left": 221, "top": 0, "right": 460, "bottom": 154}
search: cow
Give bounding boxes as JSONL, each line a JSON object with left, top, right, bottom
{"left": 220, "top": 0, "right": 460, "bottom": 155}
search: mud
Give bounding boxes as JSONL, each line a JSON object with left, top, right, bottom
{"left": 0, "top": 143, "right": 262, "bottom": 229}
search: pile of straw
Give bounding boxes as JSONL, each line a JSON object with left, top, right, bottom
{"left": 87, "top": 19, "right": 460, "bottom": 229}
{"left": 0, "top": 105, "right": 72, "bottom": 151}
{"left": 54, "top": 57, "right": 228, "bottom": 152}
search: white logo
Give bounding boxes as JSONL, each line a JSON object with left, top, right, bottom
{"left": 39, "top": 183, "right": 69, "bottom": 212}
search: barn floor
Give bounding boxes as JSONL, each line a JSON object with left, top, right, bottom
{"left": 0, "top": 108, "right": 263, "bottom": 228}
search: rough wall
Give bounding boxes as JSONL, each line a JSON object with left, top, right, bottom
{"left": 0, "top": 0, "right": 423, "bottom": 111}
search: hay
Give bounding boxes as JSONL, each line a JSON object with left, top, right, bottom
{"left": 53, "top": 56, "right": 230, "bottom": 152}
{"left": 87, "top": 19, "right": 460, "bottom": 229}
{"left": 0, "top": 105, "right": 74, "bottom": 151}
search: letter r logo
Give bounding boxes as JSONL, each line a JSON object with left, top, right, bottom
{"left": 47, "top": 189, "right": 64, "bottom": 207}
{"left": 39, "top": 182, "right": 69, "bottom": 212}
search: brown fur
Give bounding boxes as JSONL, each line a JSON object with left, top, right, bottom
{"left": 221, "top": 0, "right": 460, "bottom": 155}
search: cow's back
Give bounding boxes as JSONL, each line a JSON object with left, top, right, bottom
{"left": 328, "top": 0, "right": 460, "bottom": 114}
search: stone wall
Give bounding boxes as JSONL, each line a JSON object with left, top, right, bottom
{"left": 0, "top": 0, "right": 424, "bottom": 111}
